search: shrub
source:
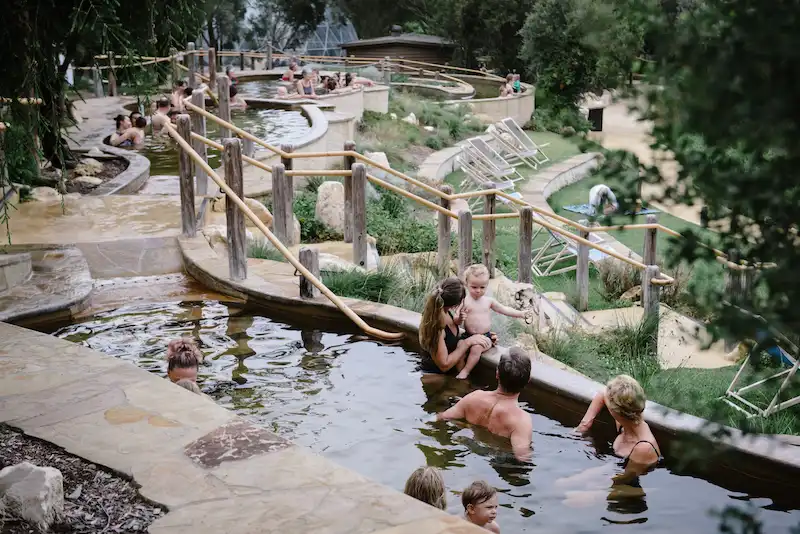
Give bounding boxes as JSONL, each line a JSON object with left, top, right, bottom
{"left": 293, "top": 192, "right": 343, "bottom": 243}
{"left": 424, "top": 135, "right": 445, "bottom": 150}
{"left": 532, "top": 104, "right": 592, "bottom": 135}
{"left": 596, "top": 258, "right": 641, "bottom": 301}
{"left": 248, "top": 241, "right": 286, "bottom": 262}
{"left": 366, "top": 192, "right": 439, "bottom": 254}
{"left": 322, "top": 267, "right": 401, "bottom": 304}
{"left": 3, "top": 124, "right": 40, "bottom": 186}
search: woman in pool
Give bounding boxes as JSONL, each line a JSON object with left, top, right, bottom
{"left": 110, "top": 114, "right": 132, "bottom": 146}
{"left": 166, "top": 338, "right": 203, "bottom": 383}
{"left": 577, "top": 374, "right": 661, "bottom": 473}
{"left": 295, "top": 68, "right": 318, "bottom": 99}
{"left": 418, "top": 277, "right": 493, "bottom": 374}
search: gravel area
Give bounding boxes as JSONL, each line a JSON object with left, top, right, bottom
{"left": 0, "top": 425, "right": 164, "bottom": 533}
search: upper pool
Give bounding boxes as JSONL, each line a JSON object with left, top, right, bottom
{"left": 51, "top": 301, "right": 799, "bottom": 533}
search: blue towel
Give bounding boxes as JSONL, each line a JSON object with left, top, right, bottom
{"left": 563, "top": 203, "right": 660, "bottom": 216}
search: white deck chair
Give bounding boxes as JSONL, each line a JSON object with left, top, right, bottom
{"left": 499, "top": 118, "right": 550, "bottom": 166}
{"left": 489, "top": 127, "right": 539, "bottom": 171}
{"left": 723, "top": 338, "right": 799, "bottom": 418}
{"left": 468, "top": 138, "right": 526, "bottom": 184}
{"left": 458, "top": 154, "right": 523, "bottom": 211}
{"left": 529, "top": 213, "right": 607, "bottom": 276}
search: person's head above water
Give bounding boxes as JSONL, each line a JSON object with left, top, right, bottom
{"left": 497, "top": 347, "right": 531, "bottom": 394}
{"left": 462, "top": 480, "right": 498, "bottom": 527}
{"left": 133, "top": 116, "right": 147, "bottom": 129}
{"left": 183, "top": 87, "right": 193, "bottom": 97}
{"left": 174, "top": 80, "right": 186, "bottom": 90}
{"left": 157, "top": 97, "right": 170, "bottom": 110}
{"left": 114, "top": 114, "right": 131, "bottom": 131}
{"left": 129, "top": 111, "right": 141, "bottom": 122}
{"left": 604, "top": 374, "right": 646, "bottom": 424}
{"left": 404, "top": 466, "right": 446, "bottom": 510}
{"left": 419, "top": 277, "right": 466, "bottom": 354}
{"left": 344, "top": 72, "right": 353, "bottom": 86}
{"left": 166, "top": 338, "right": 202, "bottom": 383}
{"left": 301, "top": 67, "right": 313, "bottom": 80}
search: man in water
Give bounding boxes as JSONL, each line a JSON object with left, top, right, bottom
{"left": 437, "top": 347, "right": 533, "bottom": 461}
{"left": 589, "top": 184, "right": 619, "bottom": 215}
{"left": 150, "top": 97, "right": 172, "bottom": 132}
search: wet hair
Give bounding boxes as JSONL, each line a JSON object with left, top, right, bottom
{"left": 498, "top": 347, "right": 531, "bottom": 394}
{"left": 114, "top": 114, "right": 126, "bottom": 129}
{"left": 345, "top": 73, "right": 353, "bottom": 86}
{"left": 129, "top": 111, "right": 141, "bottom": 121}
{"left": 167, "top": 110, "right": 180, "bottom": 118}
{"left": 134, "top": 117, "right": 147, "bottom": 128}
{"left": 157, "top": 97, "right": 170, "bottom": 108}
{"left": 229, "top": 85, "right": 238, "bottom": 98}
{"left": 183, "top": 87, "right": 193, "bottom": 97}
{"left": 506, "top": 73, "right": 513, "bottom": 82}
{"left": 463, "top": 263, "right": 489, "bottom": 284}
{"left": 462, "top": 480, "right": 497, "bottom": 510}
{"left": 175, "top": 80, "right": 187, "bottom": 88}
{"left": 166, "top": 338, "right": 202, "bottom": 371}
{"left": 326, "top": 77, "right": 337, "bottom": 92}
{"left": 302, "top": 67, "right": 313, "bottom": 78}
{"left": 404, "top": 466, "right": 446, "bottom": 510}
{"left": 605, "top": 375, "right": 646, "bottom": 423}
{"left": 176, "top": 378, "right": 201, "bottom": 394}
{"left": 419, "top": 277, "right": 466, "bottom": 355}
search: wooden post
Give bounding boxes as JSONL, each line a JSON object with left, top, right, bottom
{"left": 190, "top": 91, "right": 209, "bottom": 198}
{"left": 518, "top": 206, "right": 533, "bottom": 284}
{"left": 216, "top": 75, "right": 231, "bottom": 140}
{"left": 343, "top": 140, "right": 356, "bottom": 243}
{"left": 458, "top": 210, "right": 473, "bottom": 276}
{"left": 199, "top": 53, "right": 206, "bottom": 75}
{"left": 208, "top": 48, "right": 217, "bottom": 86}
{"left": 266, "top": 46, "right": 273, "bottom": 70}
{"left": 187, "top": 42, "right": 197, "bottom": 89}
{"left": 352, "top": 163, "right": 368, "bottom": 269}
{"left": 223, "top": 138, "right": 247, "bottom": 281}
{"left": 250, "top": 54, "right": 256, "bottom": 70}
{"left": 92, "top": 67, "right": 103, "bottom": 98}
{"left": 169, "top": 47, "right": 179, "bottom": 86}
{"left": 242, "top": 138, "right": 255, "bottom": 157}
{"left": 481, "top": 183, "right": 496, "bottom": 278}
{"left": 438, "top": 185, "right": 453, "bottom": 276}
{"left": 240, "top": 52, "right": 245, "bottom": 70}
{"left": 176, "top": 115, "right": 196, "bottom": 238}
{"left": 383, "top": 56, "right": 390, "bottom": 83}
{"left": 643, "top": 214, "right": 658, "bottom": 267}
{"left": 299, "top": 247, "right": 320, "bottom": 298}
{"left": 576, "top": 220, "right": 590, "bottom": 312}
{"left": 272, "top": 163, "right": 295, "bottom": 245}
{"left": 642, "top": 265, "right": 660, "bottom": 327}
{"left": 280, "top": 143, "right": 294, "bottom": 171}
{"left": 107, "top": 52, "right": 117, "bottom": 97}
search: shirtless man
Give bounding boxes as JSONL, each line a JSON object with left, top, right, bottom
{"left": 437, "top": 347, "right": 533, "bottom": 461}
{"left": 111, "top": 116, "right": 147, "bottom": 147}
{"left": 150, "top": 98, "right": 172, "bottom": 132}
{"left": 171, "top": 81, "right": 187, "bottom": 111}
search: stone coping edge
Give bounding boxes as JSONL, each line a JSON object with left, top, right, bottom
{"left": 177, "top": 234, "right": 800, "bottom": 477}
{"left": 80, "top": 145, "right": 151, "bottom": 196}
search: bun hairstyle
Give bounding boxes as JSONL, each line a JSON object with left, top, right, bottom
{"left": 166, "top": 338, "right": 203, "bottom": 371}
{"left": 418, "top": 277, "right": 466, "bottom": 355}
{"left": 605, "top": 374, "right": 646, "bottom": 423}
{"left": 114, "top": 114, "right": 126, "bottom": 129}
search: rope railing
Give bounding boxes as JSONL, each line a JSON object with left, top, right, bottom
{"left": 164, "top": 120, "right": 404, "bottom": 342}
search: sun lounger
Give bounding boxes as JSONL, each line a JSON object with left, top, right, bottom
{"left": 467, "top": 138, "right": 525, "bottom": 184}
{"left": 528, "top": 212, "right": 608, "bottom": 276}
{"left": 498, "top": 118, "right": 550, "bottom": 166}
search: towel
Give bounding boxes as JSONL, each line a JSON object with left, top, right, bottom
{"left": 563, "top": 203, "right": 659, "bottom": 216}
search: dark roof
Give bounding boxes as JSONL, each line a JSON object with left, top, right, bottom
{"left": 340, "top": 33, "right": 455, "bottom": 49}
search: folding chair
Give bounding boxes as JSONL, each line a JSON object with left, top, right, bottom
{"left": 468, "top": 138, "right": 526, "bottom": 184}
{"left": 529, "top": 213, "right": 607, "bottom": 276}
{"left": 457, "top": 152, "right": 523, "bottom": 211}
{"left": 498, "top": 118, "right": 550, "bottom": 166}
{"left": 722, "top": 334, "right": 799, "bottom": 418}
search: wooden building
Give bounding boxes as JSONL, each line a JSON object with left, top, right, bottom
{"left": 340, "top": 27, "right": 455, "bottom": 65}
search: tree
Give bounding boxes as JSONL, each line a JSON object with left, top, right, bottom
{"left": 245, "top": 0, "right": 308, "bottom": 51}
{"left": 518, "top": 0, "right": 645, "bottom": 109}
{"left": 597, "top": 0, "right": 800, "bottom": 341}
{"left": 204, "top": 0, "right": 248, "bottom": 51}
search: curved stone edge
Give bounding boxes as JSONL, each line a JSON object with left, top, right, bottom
{"left": 444, "top": 79, "right": 536, "bottom": 126}
{"left": 178, "top": 234, "right": 800, "bottom": 477}
{"left": 392, "top": 80, "right": 475, "bottom": 100}
{"left": 0, "top": 247, "right": 93, "bottom": 324}
{"left": 81, "top": 145, "right": 151, "bottom": 196}
{"left": 0, "top": 321, "right": 464, "bottom": 534}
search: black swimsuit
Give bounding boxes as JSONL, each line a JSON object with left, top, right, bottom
{"left": 444, "top": 311, "right": 460, "bottom": 353}
{"left": 418, "top": 312, "right": 460, "bottom": 374}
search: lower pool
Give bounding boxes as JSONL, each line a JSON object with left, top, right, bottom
{"left": 114, "top": 108, "right": 310, "bottom": 176}
{"left": 52, "top": 301, "right": 799, "bottom": 533}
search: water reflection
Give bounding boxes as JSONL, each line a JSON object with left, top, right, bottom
{"left": 51, "top": 301, "right": 800, "bottom": 534}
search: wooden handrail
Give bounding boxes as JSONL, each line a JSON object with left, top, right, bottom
{"left": 165, "top": 122, "right": 404, "bottom": 341}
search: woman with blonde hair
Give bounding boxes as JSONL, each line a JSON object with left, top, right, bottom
{"left": 418, "top": 277, "right": 492, "bottom": 374}
{"left": 166, "top": 338, "right": 203, "bottom": 384}
{"left": 404, "top": 466, "right": 446, "bottom": 510}
{"left": 577, "top": 374, "right": 661, "bottom": 471}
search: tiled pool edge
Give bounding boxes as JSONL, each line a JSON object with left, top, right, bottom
{"left": 0, "top": 322, "right": 484, "bottom": 534}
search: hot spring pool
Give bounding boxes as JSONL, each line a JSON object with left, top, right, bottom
{"left": 129, "top": 107, "right": 309, "bottom": 175}
{"left": 51, "top": 301, "right": 799, "bottom": 533}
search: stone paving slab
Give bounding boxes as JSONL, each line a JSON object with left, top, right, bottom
{"left": 0, "top": 321, "right": 471, "bottom": 534}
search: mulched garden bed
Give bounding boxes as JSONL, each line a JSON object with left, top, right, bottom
{"left": 0, "top": 425, "right": 164, "bottom": 533}
{"left": 40, "top": 157, "right": 129, "bottom": 195}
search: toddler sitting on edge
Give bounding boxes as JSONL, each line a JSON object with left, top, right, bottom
{"left": 453, "top": 264, "right": 531, "bottom": 380}
{"left": 462, "top": 480, "right": 500, "bottom": 533}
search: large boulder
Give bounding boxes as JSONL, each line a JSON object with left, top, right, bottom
{"left": 203, "top": 224, "right": 256, "bottom": 252}
{"left": 318, "top": 253, "right": 364, "bottom": 273}
{"left": 493, "top": 275, "right": 539, "bottom": 319}
{"left": 401, "top": 112, "right": 418, "bottom": 125}
{"left": 73, "top": 176, "right": 103, "bottom": 186}
{"left": 211, "top": 197, "right": 273, "bottom": 228}
{"left": 0, "top": 462, "right": 64, "bottom": 531}
{"left": 366, "top": 235, "right": 380, "bottom": 271}
{"left": 30, "top": 187, "right": 61, "bottom": 202}
{"left": 315, "top": 181, "right": 345, "bottom": 233}
{"left": 74, "top": 158, "right": 103, "bottom": 177}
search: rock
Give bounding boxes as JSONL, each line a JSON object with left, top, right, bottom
{"left": 211, "top": 197, "right": 226, "bottom": 213}
{"left": 292, "top": 214, "right": 301, "bottom": 244}
{"left": 486, "top": 124, "right": 498, "bottom": 134}
{"left": 73, "top": 176, "right": 103, "bottom": 186}
{"left": 315, "top": 181, "right": 345, "bottom": 233}
{"left": 74, "top": 158, "right": 103, "bottom": 177}
{"left": 423, "top": 125, "right": 435, "bottom": 132}
{"left": 367, "top": 235, "right": 380, "bottom": 271}
{"left": 619, "top": 285, "right": 642, "bottom": 302}
{"left": 318, "top": 253, "right": 364, "bottom": 273}
{"left": 401, "top": 112, "right": 418, "bottom": 125}
{"left": 203, "top": 224, "right": 256, "bottom": 252}
{"left": 560, "top": 126, "right": 577, "bottom": 137}
{"left": 389, "top": 112, "right": 398, "bottom": 120}
{"left": 493, "top": 276, "right": 539, "bottom": 317}
{"left": 63, "top": 193, "right": 82, "bottom": 201}
{"left": 211, "top": 197, "right": 273, "bottom": 228}
{"left": 86, "top": 147, "right": 105, "bottom": 158}
{"left": 364, "top": 151, "right": 404, "bottom": 189}
{"left": 30, "top": 187, "right": 61, "bottom": 202}
{"left": 0, "top": 462, "right": 64, "bottom": 531}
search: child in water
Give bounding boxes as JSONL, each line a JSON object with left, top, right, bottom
{"left": 462, "top": 480, "right": 500, "bottom": 532}
{"left": 453, "top": 264, "right": 530, "bottom": 380}
{"left": 403, "top": 466, "right": 446, "bottom": 510}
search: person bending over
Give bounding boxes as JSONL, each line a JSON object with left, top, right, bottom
{"left": 418, "top": 277, "right": 493, "bottom": 375}
{"left": 462, "top": 480, "right": 500, "bottom": 533}
{"left": 454, "top": 264, "right": 530, "bottom": 380}
{"left": 588, "top": 183, "right": 619, "bottom": 216}
{"left": 437, "top": 347, "right": 533, "bottom": 461}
